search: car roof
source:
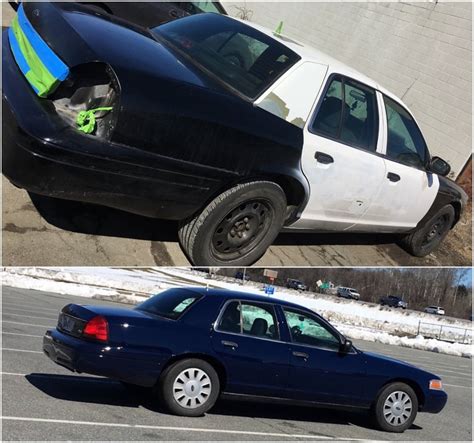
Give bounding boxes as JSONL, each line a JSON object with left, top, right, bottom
{"left": 229, "top": 16, "right": 408, "bottom": 108}
{"left": 180, "top": 287, "right": 313, "bottom": 311}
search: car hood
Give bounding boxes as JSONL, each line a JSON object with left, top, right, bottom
{"left": 362, "top": 350, "right": 439, "bottom": 379}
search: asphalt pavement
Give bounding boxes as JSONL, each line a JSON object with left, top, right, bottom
{"left": 2, "top": 287, "right": 472, "bottom": 441}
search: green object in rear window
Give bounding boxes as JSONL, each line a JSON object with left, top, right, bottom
{"left": 76, "top": 107, "right": 113, "bottom": 134}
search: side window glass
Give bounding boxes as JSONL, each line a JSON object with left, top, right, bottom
{"left": 311, "top": 76, "right": 378, "bottom": 151}
{"left": 384, "top": 96, "right": 426, "bottom": 168}
{"left": 312, "top": 77, "right": 343, "bottom": 138}
{"left": 241, "top": 302, "right": 279, "bottom": 339}
{"left": 340, "top": 81, "right": 377, "bottom": 150}
{"left": 217, "top": 301, "right": 241, "bottom": 334}
{"left": 284, "top": 309, "right": 340, "bottom": 351}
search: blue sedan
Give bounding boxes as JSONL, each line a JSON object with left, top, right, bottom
{"left": 43, "top": 288, "right": 447, "bottom": 433}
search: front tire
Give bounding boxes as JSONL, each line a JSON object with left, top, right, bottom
{"left": 399, "top": 205, "right": 455, "bottom": 257}
{"left": 178, "top": 181, "right": 287, "bottom": 266}
{"left": 372, "top": 382, "right": 418, "bottom": 433}
{"left": 158, "top": 359, "right": 220, "bottom": 417}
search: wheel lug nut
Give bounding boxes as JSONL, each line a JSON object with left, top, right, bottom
{"left": 244, "top": 217, "right": 249, "bottom": 223}
{"left": 246, "top": 224, "right": 250, "bottom": 230}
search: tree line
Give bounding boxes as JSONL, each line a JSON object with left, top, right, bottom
{"left": 215, "top": 267, "right": 472, "bottom": 319}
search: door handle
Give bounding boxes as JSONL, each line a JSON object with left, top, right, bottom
{"left": 387, "top": 172, "right": 401, "bottom": 182}
{"left": 315, "top": 151, "right": 334, "bottom": 164}
{"left": 292, "top": 351, "right": 309, "bottom": 360}
{"left": 221, "top": 340, "right": 238, "bottom": 349}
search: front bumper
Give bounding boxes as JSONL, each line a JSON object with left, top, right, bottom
{"left": 421, "top": 389, "right": 448, "bottom": 413}
{"left": 2, "top": 30, "right": 214, "bottom": 220}
{"left": 43, "top": 329, "right": 162, "bottom": 387}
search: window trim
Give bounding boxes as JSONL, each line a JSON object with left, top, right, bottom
{"left": 382, "top": 93, "right": 431, "bottom": 172}
{"left": 307, "top": 72, "right": 380, "bottom": 154}
{"left": 213, "top": 299, "right": 282, "bottom": 343}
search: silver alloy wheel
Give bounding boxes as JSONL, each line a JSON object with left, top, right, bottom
{"left": 172, "top": 367, "right": 212, "bottom": 409}
{"left": 383, "top": 391, "right": 413, "bottom": 426}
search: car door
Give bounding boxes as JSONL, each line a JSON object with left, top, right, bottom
{"left": 281, "top": 307, "right": 368, "bottom": 407}
{"left": 296, "top": 74, "right": 387, "bottom": 231}
{"left": 352, "top": 93, "right": 439, "bottom": 232}
{"left": 210, "top": 300, "right": 289, "bottom": 397}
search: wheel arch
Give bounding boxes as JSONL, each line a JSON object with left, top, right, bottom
{"left": 159, "top": 353, "right": 228, "bottom": 391}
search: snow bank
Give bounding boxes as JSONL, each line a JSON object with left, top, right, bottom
{"left": 2, "top": 267, "right": 472, "bottom": 358}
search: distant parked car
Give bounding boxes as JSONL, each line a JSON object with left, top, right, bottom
{"left": 43, "top": 288, "right": 448, "bottom": 433}
{"left": 424, "top": 306, "right": 445, "bottom": 316}
{"left": 287, "top": 279, "right": 307, "bottom": 291}
{"left": 235, "top": 271, "right": 250, "bottom": 281}
{"left": 380, "top": 296, "right": 408, "bottom": 309}
{"left": 337, "top": 287, "right": 361, "bottom": 300}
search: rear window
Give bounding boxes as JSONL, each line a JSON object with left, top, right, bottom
{"left": 151, "top": 14, "right": 300, "bottom": 100}
{"left": 136, "top": 289, "right": 201, "bottom": 320}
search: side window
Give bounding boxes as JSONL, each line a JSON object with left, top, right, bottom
{"left": 311, "top": 76, "right": 378, "bottom": 151}
{"left": 241, "top": 302, "right": 278, "bottom": 339}
{"left": 217, "top": 301, "right": 241, "bottom": 334}
{"left": 217, "top": 301, "right": 279, "bottom": 340}
{"left": 384, "top": 96, "right": 427, "bottom": 168}
{"left": 283, "top": 309, "right": 340, "bottom": 351}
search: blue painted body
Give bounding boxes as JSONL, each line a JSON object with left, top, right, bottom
{"left": 43, "top": 288, "right": 447, "bottom": 414}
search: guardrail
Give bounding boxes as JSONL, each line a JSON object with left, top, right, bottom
{"left": 417, "top": 321, "right": 472, "bottom": 344}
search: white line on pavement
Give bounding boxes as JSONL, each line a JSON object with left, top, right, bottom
{"left": 2, "top": 303, "right": 59, "bottom": 313}
{"left": 2, "top": 320, "right": 52, "bottom": 328}
{"left": 2, "top": 348, "right": 43, "bottom": 354}
{"left": 444, "top": 383, "right": 472, "bottom": 389}
{"left": 0, "top": 416, "right": 340, "bottom": 440}
{"left": 2, "top": 332, "right": 43, "bottom": 338}
{"left": 2, "top": 312, "right": 58, "bottom": 320}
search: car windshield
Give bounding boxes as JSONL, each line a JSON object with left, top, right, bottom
{"left": 136, "top": 289, "right": 201, "bottom": 320}
{"left": 151, "top": 14, "right": 300, "bottom": 100}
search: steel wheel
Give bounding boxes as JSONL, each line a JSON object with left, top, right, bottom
{"left": 172, "top": 368, "right": 212, "bottom": 409}
{"left": 421, "top": 214, "right": 450, "bottom": 246}
{"left": 383, "top": 391, "right": 413, "bottom": 426}
{"left": 211, "top": 199, "right": 273, "bottom": 260}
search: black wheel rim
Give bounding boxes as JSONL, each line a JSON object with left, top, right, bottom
{"left": 422, "top": 214, "right": 450, "bottom": 246}
{"left": 211, "top": 199, "right": 273, "bottom": 261}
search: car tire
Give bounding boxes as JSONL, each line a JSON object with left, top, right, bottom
{"left": 158, "top": 359, "right": 220, "bottom": 417}
{"left": 372, "top": 382, "right": 418, "bottom": 433}
{"left": 399, "top": 205, "right": 455, "bottom": 257}
{"left": 178, "top": 181, "right": 287, "bottom": 266}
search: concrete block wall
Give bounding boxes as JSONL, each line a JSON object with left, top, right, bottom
{"left": 224, "top": 1, "right": 472, "bottom": 178}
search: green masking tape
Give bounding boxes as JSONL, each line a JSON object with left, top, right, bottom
{"left": 76, "top": 107, "right": 113, "bottom": 134}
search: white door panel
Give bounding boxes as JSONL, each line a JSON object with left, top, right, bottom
{"left": 351, "top": 160, "right": 439, "bottom": 231}
{"left": 296, "top": 134, "right": 387, "bottom": 230}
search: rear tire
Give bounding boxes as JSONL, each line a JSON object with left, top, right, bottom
{"left": 399, "top": 205, "right": 455, "bottom": 257}
{"left": 158, "top": 359, "right": 220, "bottom": 417}
{"left": 372, "top": 382, "right": 418, "bottom": 433}
{"left": 178, "top": 181, "right": 287, "bottom": 266}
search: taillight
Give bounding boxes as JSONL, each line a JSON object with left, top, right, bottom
{"left": 83, "top": 316, "right": 109, "bottom": 342}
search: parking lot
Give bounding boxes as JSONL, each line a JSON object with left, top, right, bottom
{"left": 2, "top": 287, "right": 472, "bottom": 441}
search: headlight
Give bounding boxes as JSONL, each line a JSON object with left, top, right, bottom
{"left": 429, "top": 379, "right": 443, "bottom": 390}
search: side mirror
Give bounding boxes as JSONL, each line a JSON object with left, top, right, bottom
{"left": 339, "top": 338, "right": 353, "bottom": 354}
{"left": 428, "top": 156, "right": 451, "bottom": 177}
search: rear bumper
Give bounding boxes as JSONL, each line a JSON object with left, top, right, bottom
{"left": 421, "top": 390, "right": 448, "bottom": 413}
{"left": 42, "top": 329, "right": 163, "bottom": 387}
{"left": 2, "top": 30, "right": 214, "bottom": 220}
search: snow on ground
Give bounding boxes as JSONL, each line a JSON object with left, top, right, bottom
{"left": 2, "top": 267, "right": 472, "bottom": 358}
